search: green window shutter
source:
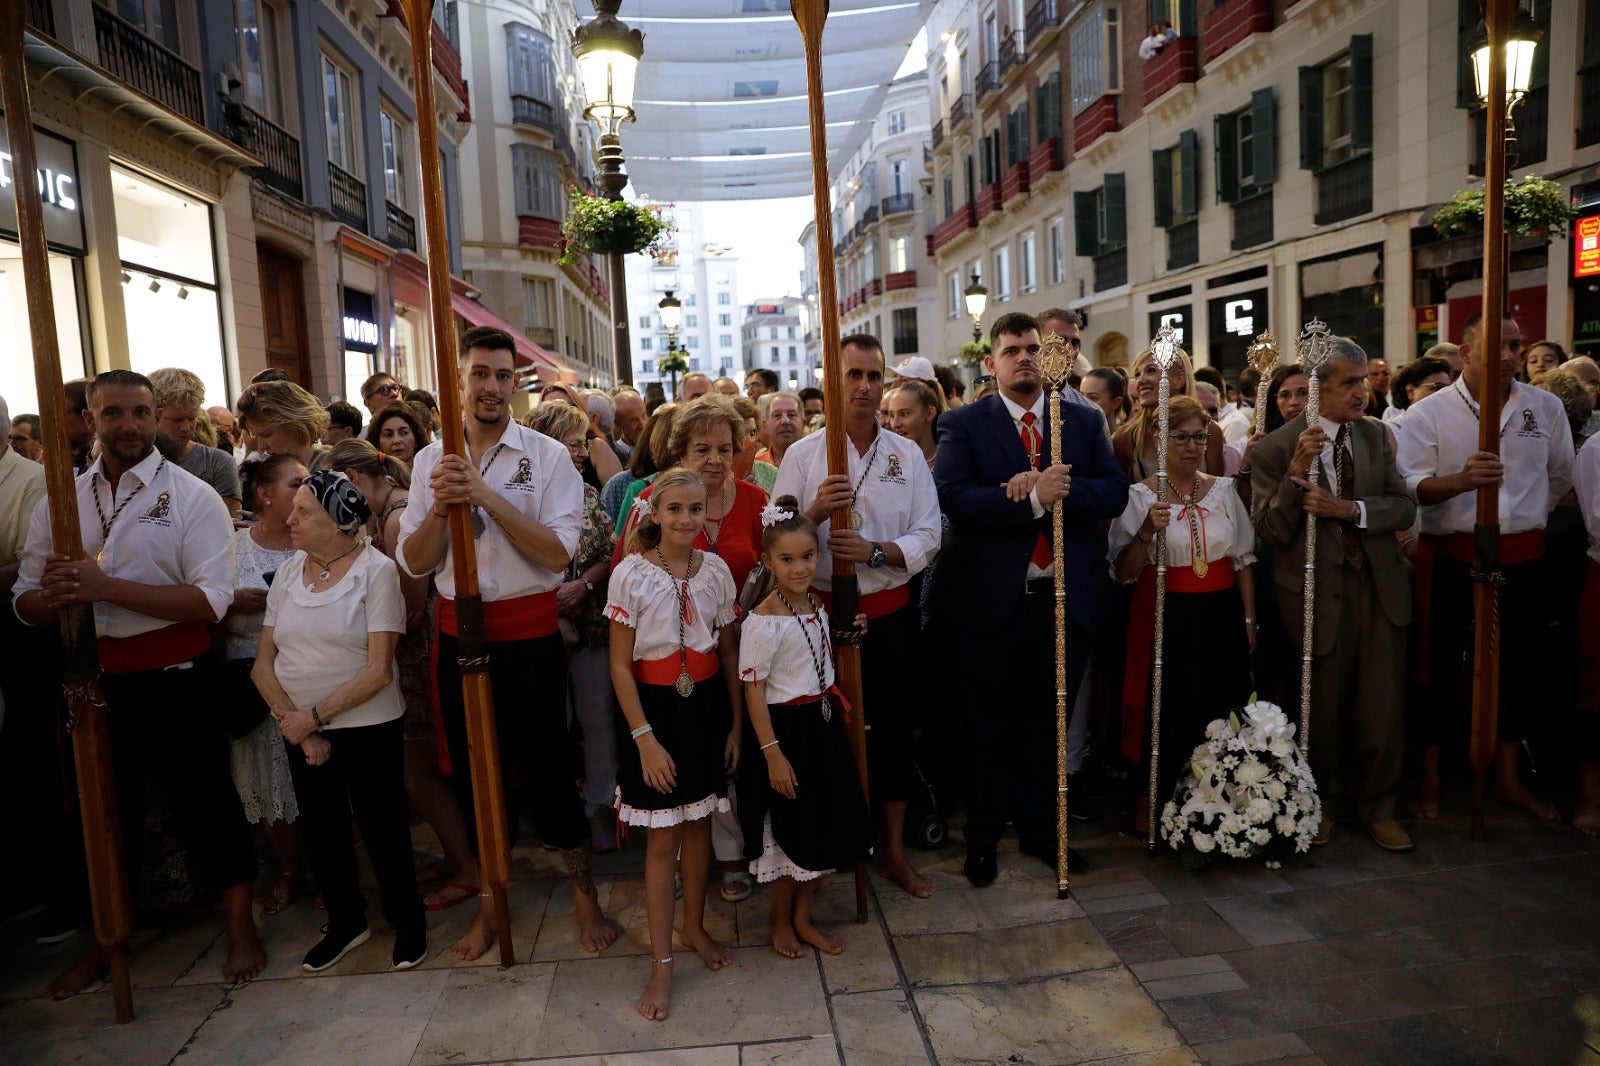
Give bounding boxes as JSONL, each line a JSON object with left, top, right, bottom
{"left": 1350, "top": 34, "right": 1373, "bottom": 151}
{"left": 1177, "top": 129, "right": 1198, "bottom": 216}
{"left": 1074, "top": 191, "right": 1098, "bottom": 256}
{"left": 1455, "top": 0, "right": 1478, "bottom": 108}
{"left": 1017, "top": 102, "right": 1031, "bottom": 157}
{"left": 1035, "top": 85, "right": 1047, "bottom": 143}
{"left": 1152, "top": 149, "right": 1173, "bottom": 229}
{"left": 1298, "top": 64, "right": 1324, "bottom": 170}
{"left": 1104, "top": 173, "right": 1127, "bottom": 248}
{"left": 1251, "top": 87, "right": 1276, "bottom": 187}
{"left": 1215, "top": 111, "right": 1239, "bottom": 204}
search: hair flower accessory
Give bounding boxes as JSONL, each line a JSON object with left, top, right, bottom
{"left": 631, "top": 495, "right": 655, "bottom": 520}
{"left": 761, "top": 503, "right": 794, "bottom": 528}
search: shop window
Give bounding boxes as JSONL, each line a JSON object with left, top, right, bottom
{"left": 1069, "top": 3, "right": 1122, "bottom": 115}
{"left": 321, "top": 51, "right": 360, "bottom": 174}
{"left": 0, "top": 250, "right": 88, "bottom": 416}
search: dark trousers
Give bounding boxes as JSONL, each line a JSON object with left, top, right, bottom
{"left": 861, "top": 603, "right": 918, "bottom": 805}
{"left": 956, "top": 592, "right": 1090, "bottom": 852}
{"left": 100, "top": 658, "right": 256, "bottom": 898}
{"left": 286, "top": 717, "right": 423, "bottom": 937}
{"left": 436, "top": 630, "right": 588, "bottom": 852}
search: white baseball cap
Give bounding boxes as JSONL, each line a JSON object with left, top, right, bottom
{"left": 889, "top": 356, "right": 937, "bottom": 382}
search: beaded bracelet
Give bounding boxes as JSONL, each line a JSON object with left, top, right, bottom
{"left": 631, "top": 723, "right": 654, "bottom": 740}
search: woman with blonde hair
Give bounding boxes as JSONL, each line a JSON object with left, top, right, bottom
{"left": 236, "top": 379, "right": 333, "bottom": 513}
{"left": 1112, "top": 344, "right": 1226, "bottom": 481}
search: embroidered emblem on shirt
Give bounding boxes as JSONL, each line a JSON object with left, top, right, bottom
{"left": 884, "top": 454, "right": 904, "bottom": 481}
{"left": 511, "top": 457, "right": 533, "bottom": 485}
{"left": 139, "top": 491, "right": 173, "bottom": 524}
{"left": 1520, "top": 409, "right": 1539, "bottom": 434}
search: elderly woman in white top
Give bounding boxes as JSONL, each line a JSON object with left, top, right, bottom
{"left": 252, "top": 471, "right": 426, "bottom": 973}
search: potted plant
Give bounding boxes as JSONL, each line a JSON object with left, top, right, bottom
{"left": 559, "top": 190, "right": 674, "bottom": 265}
{"left": 958, "top": 340, "right": 990, "bottom": 367}
{"left": 1431, "top": 175, "right": 1578, "bottom": 240}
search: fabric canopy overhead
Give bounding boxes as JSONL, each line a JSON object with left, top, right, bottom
{"left": 617, "top": 0, "right": 931, "bottom": 201}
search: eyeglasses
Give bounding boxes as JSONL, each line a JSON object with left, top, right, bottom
{"left": 367, "top": 383, "right": 402, "bottom": 400}
{"left": 1169, "top": 432, "right": 1210, "bottom": 447}
{"left": 560, "top": 437, "right": 588, "bottom": 454}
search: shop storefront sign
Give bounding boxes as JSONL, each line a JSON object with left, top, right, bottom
{"left": 0, "top": 115, "right": 86, "bottom": 253}
{"left": 1573, "top": 211, "right": 1600, "bottom": 280}
{"left": 342, "top": 287, "right": 380, "bottom": 354}
{"left": 1206, "top": 288, "right": 1269, "bottom": 378}
{"left": 1147, "top": 306, "right": 1191, "bottom": 350}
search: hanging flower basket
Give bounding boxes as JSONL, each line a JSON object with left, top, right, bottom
{"left": 657, "top": 350, "right": 688, "bottom": 377}
{"left": 1431, "top": 175, "right": 1577, "bottom": 241}
{"left": 559, "top": 190, "right": 674, "bottom": 265}
{"left": 958, "top": 340, "right": 990, "bottom": 367}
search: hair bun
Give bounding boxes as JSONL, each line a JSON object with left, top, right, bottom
{"left": 773, "top": 494, "right": 801, "bottom": 511}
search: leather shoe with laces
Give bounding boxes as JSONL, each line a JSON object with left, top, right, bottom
{"left": 964, "top": 847, "right": 997, "bottom": 888}
{"left": 1367, "top": 818, "right": 1414, "bottom": 852}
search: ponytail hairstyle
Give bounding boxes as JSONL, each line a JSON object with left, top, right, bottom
{"left": 623, "top": 467, "right": 705, "bottom": 556}
{"left": 327, "top": 436, "right": 412, "bottom": 489}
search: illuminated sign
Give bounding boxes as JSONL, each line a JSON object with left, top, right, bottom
{"left": 1574, "top": 213, "right": 1600, "bottom": 279}
{"left": 0, "top": 115, "right": 85, "bottom": 253}
{"left": 342, "top": 288, "right": 380, "bottom": 354}
{"left": 1224, "top": 298, "right": 1256, "bottom": 336}
{"left": 343, "top": 316, "right": 380, "bottom": 348}
{"left": 1147, "top": 306, "right": 1190, "bottom": 349}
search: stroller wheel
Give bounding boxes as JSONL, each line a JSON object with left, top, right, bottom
{"left": 912, "top": 810, "right": 947, "bottom": 850}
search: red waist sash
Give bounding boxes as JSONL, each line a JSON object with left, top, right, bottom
{"left": 98, "top": 620, "right": 211, "bottom": 675}
{"left": 772, "top": 683, "right": 853, "bottom": 722}
{"left": 1429, "top": 529, "right": 1544, "bottom": 566}
{"left": 1160, "top": 558, "right": 1237, "bottom": 593}
{"left": 810, "top": 582, "right": 910, "bottom": 621}
{"left": 633, "top": 647, "right": 720, "bottom": 686}
{"left": 436, "top": 589, "right": 559, "bottom": 642}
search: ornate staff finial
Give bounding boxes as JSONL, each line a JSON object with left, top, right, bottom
{"left": 1151, "top": 322, "right": 1180, "bottom": 371}
{"left": 1297, "top": 316, "right": 1333, "bottom": 373}
{"left": 1038, "top": 331, "right": 1073, "bottom": 391}
{"left": 1246, "top": 331, "right": 1281, "bottom": 375}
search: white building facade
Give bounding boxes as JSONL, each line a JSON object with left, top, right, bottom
{"left": 623, "top": 204, "right": 742, "bottom": 398}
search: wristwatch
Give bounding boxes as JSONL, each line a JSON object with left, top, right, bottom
{"left": 867, "top": 542, "right": 887, "bottom": 569}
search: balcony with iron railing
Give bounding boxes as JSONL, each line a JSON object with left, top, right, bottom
{"left": 976, "top": 62, "right": 1001, "bottom": 103}
{"left": 511, "top": 93, "right": 557, "bottom": 130}
{"left": 1093, "top": 246, "right": 1128, "bottom": 292}
{"left": 949, "top": 93, "right": 973, "bottom": 130}
{"left": 386, "top": 200, "right": 417, "bottom": 252}
{"left": 1000, "top": 33, "right": 1026, "bottom": 80}
{"left": 881, "top": 192, "right": 915, "bottom": 216}
{"left": 861, "top": 205, "right": 880, "bottom": 229}
{"left": 91, "top": 3, "right": 205, "bottom": 127}
{"left": 223, "top": 103, "right": 303, "bottom": 200}
{"left": 328, "top": 162, "right": 369, "bottom": 231}
{"left": 1231, "top": 189, "right": 1273, "bottom": 250}
{"left": 1025, "top": 0, "right": 1065, "bottom": 47}
{"left": 1166, "top": 220, "right": 1199, "bottom": 271}
{"left": 932, "top": 119, "right": 946, "bottom": 149}
{"left": 1313, "top": 152, "right": 1372, "bottom": 227}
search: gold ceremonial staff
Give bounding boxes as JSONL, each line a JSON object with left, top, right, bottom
{"left": 0, "top": 4, "right": 136, "bottom": 1023}
{"left": 791, "top": 0, "right": 872, "bottom": 924}
{"left": 1146, "top": 325, "right": 1181, "bottom": 853}
{"left": 1037, "top": 334, "right": 1074, "bottom": 898}
{"left": 399, "top": 0, "right": 515, "bottom": 964}
{"left": 1294, "top": 318, "right": 1333, "bottom": 757}
{"left": 1246, "top": 333, "right": 1280, "bottom": 439}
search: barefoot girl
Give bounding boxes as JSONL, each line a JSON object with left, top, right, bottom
{"left": 739, "top": 497, "right": 872, "bottom": 959}
{"left": 607, "top": 467, "right": 744, "bottom": 1021}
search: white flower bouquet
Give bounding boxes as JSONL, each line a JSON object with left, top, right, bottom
{"left": 1158, "top": 700, "right": 1322, "bottom": 871}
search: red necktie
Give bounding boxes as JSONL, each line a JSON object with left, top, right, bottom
{"left": 1021, "top": 412, "right": 1052, "bottom": 570}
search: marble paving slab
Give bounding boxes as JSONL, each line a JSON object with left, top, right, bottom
{"left": 894, "top": 917, "right": 1118, "bottom": 988}
{"left": 829, "top": 988, "right": 932, "bottom": 1066}
{"left": 0, "top": 985, "right": 225, "bottom": 1066}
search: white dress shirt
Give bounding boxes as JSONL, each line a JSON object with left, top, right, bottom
{"left": 1219, "top": 405, "right": 1253, "bottom": 452}
{"left": 1107, "top": 478, "right": 1257, "bottom": 581}
{"left": 0, "top": 446, "right": 46, "bottom": 568}
{"left": 1575, "top": 440, "right": 1600, "bottom": 565}
{"left": 14, "top": 447, "right": 234, "bottom": 635}
{"left": 1316, "top": 415, "right": 1368, "bottom": 529}
{"left": 396, "top": 419, "right": 583, "bottom": 601}
{"left": 996, "top": 391, "right": 1058, "bottom": 578}
{"left": 771, "top": 424, "right": 941, "bottom": 595}
{"left": 1395, "top": 378, "right": 1574, "bottom": 536}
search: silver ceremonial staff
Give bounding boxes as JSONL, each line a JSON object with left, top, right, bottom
{"left": 1247, "top": 332, "right": 1281, "bottom": 438}
{"left": 1039, "top": 332, "right": 1074, "bottom": 899}
{"left": 1294, "top": 317, "right": 1334, "bottom": 755}
{"left": 1147, "top": 324, "right": 1181, "bottom": 852}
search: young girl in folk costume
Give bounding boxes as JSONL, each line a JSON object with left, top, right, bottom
{"left": 739, "top": 497, "right": 872, "bottom": 959}
{"left": 606, "top": 467, "right": 744, "bottom": 1022}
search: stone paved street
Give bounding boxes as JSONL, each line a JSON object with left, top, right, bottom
{"left": 1, "top": 805, "right": 1597, "bottom": 1065}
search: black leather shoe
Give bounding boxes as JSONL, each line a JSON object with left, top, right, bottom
{"left": 1019, "top": 842, "right": 1090, "bottom": 875}
{"left": 964, "top": 848, "right": 997, "bottom": 888}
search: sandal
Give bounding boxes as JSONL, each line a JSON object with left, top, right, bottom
{"left": 415, "top": 859, "right": 453, "bottom": 886}
{"left": 720, "top": 870, "right": 753, "bottom": 903}
{"left": 261, "top": 873, "right": 297, "bottom": 916}
{"left": 424, "top": 881, "right": 479, "bottom": 911}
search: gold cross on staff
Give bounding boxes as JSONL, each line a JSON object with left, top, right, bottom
{"left": 1246, "top": 331, "right": 1281, "bottom": 376}
{"left": 1039, "top": 331, "right": 1074, "bottom": 392}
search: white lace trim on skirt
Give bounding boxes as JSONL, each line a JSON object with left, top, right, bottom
{"left": 616, "top": 789, "right": 730, "bottom": 828}
{"left": 749, "top": 816, "right": 830, "bottom": 884}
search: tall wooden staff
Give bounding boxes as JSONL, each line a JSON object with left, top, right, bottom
{"left": 1294, "top": 317, "right": 1333, "bottom": 755}
{"left": 1146, "top": 325, "right": 1181, "bottom": 853}
{"left": 0, "top": 4, "right": 135, "bottom": 1024}
{"left": 1470, "top": 0, "right": 1513, "bottom": 842}
{"left": 792, "top": 0, "right": 871, "bottom": 923}
{"left": 1038, "top": 334, "right": 1074, "bottom": 898}
{"left": 1246, "top": 333, "right": 1280, "bottom": 438}
{"left": 401, "top": 0, "right": 514, "bottom": 963}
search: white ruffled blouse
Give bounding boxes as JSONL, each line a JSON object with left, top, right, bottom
{"left": 604, "top": 551, "right": 738, "bottom": 660}
{"left": 1106, "top": 477, "right": 1257, "bottom": 583}
{"left": 738, "top": 608, "right": 836, "bottom": 704}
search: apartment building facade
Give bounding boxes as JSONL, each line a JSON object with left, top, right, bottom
{"left": 623, "top": 204, "right": 742, "bottom": 397}
{"left": 741, "top": 297, "right": 812, "bottom": 391}
{"left": 925, "top": 0, "right": 1593, "bottom": 378}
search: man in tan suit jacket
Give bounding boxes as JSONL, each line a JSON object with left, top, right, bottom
{"left": 1252, "top": 337, "right": 1417, "bottom": 851}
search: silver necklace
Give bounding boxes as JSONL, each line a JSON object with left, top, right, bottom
{"left": 307, "top": 539, "right": 361, "bottom": 589}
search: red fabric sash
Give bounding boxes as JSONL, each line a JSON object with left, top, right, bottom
{"left": 810, "top": 582, "right": 910, "bottom": 621}
{"left": 436, "top": 590, "right": 560, "bottom": 642}
{"left": 633, "top": 646, "right": 720, "bottom": 686}
{"left": 1120, "top": 559, "right": 1237, "bottom": 763}
{"left": 1431, "top": 529, "right": 1544, "bottom": 567}
{"left": 1413, "top": 531, "right": 1544, "bottom": 690}
{"left": 771, "top": 683, "right": 853, "bottom": 723}
{"left": 98, "top": 620, "right": 211, "bottom": 674}
{"left": 1581, "top": 560, "right": 1600, "bottom": 717}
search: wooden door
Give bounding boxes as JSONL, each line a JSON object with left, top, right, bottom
{"left": 258, "top": 244, "right": 310, "bottom": 385}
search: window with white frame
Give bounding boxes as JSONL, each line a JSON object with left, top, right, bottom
{"left": 1020, "top": 232, "right": 1036, "bottom": 293}
{"left": 1321, "top": 52, "right": 1354, "bottom": 166}
{"left": 510, "top": 145, "right": 562, "bottom": 218}
{"left": 237, "top": 0, "right": 290, "bottom": 126}
{"left": 993, "top": 247, "right": 1011, "bottom": 302}
{"left": 521, "top": 276, "right": 553, "bottom": 335}
{"left": 718, "top": 313, "right": 732, "bottom": 326}
{"left": 888, "top": 110, "right": 906, "bottom": 134}
{"left": 685, "top": 315, "right": 698, "bottom": 328}
{"left": 322, "top": 51, "right": 360, "bottom": 173}
{"left": 640, "top": 337, "right": 652, "bottom": 350}
{"left": 638, "top": 315, "right": 652, "bottom": 329}
{"left": 1048, "top": 218, "right": 1066, "bottom": 284}
{"left": 1068, "top": 4, "right": 1121, "bottom": 115}
{"left": 948, "top": 271, "right": 961, "bottom": 316}
{"left": 717, "top": 292, "right": 731, "bottom": 305}
{"left": 890, "top": 235, "right": 910, "bottom": 274}
{"left": 719, "top": 335, "right": 733, "bottom": 347}
{"left": 379, "top": 108, "right": 408, "bottom": 208}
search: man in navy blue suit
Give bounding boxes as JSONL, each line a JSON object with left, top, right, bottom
{"left": 933, "top": 311, "right": 1129, "bottom": 887}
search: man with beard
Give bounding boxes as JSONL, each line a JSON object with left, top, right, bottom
{"left": 397, "top": 326, "right": 618, "bottom": 962}
{"left": 14, "top": 369, "right": 266, "bottom": 995}
{"left": 933, "top": 312, "right": 1128, "bottom": 886}
{"left": 773, "top": 334, "right": 943, "bottom": 899}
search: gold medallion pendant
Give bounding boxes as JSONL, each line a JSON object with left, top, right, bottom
{"left": 675, "top": 671, "right": 695, "bottom": 698}
{"left": 849, "top": 508, "right": 864, "bottom": 531}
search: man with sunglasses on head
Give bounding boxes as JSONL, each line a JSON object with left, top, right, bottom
{"left": 397, "top": 326, "right": 618, "bottom": 963}
{"left": 360, "top": 372, "right": 405, "bottom": 417}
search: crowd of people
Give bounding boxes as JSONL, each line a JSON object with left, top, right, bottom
{"left": 0, "top": 307, "right": 1596, "bottom": 1022}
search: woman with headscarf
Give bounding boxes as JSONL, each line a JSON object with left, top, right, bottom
{"left": 252, "top": 471, "right": 426, "bottom": 972}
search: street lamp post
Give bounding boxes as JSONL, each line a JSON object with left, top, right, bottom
{"left": 573, "top": 0, "right": 644, "bottom": 387}
{"left": 1464, "top": 0, "right": 1541, "bottom": 841}
{"left": 963, "top": 270, "right": 989, "bottom": 343}
{"left": 657, "top": 289, "right": 684, "bottom": 397}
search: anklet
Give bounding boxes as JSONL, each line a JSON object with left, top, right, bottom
{"left": 653, "top": 955, "right": 674, "bottom": 964}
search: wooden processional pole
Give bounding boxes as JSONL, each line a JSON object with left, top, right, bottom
{"left": 400, "top": 0, "right": 514, "bottom": 962}
{"left": 0, "top": 4, "right": 135, "bottom": 1022}
{"left": 792, "top": 0, "right": 871, "bottom": 924}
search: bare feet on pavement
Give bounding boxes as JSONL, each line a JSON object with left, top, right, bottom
{"left": 574, "top": 888, "right": 620, "bottom": 953}
{"left": 771, "top": 920, "right": 803, "bottom": 959}
{"left": 879, "top": 856, "right": 935, "bottom": 898}
{"left": 450, "top": 906, "right": 496, "bottom": 962}
{"left": 222, "top": 923, "right": 268, "bottom": 986}
{"left": 794, "top": 918, "right": 844, "bottom": 956}
{"left": 47, "top": 944, "right": 108, "bottom": 1000}
{"left": 1496, "top": 782, "right": 1561, "bottom": 822}
{"left": 637, "top": 960, "right": 673, "bottom": 1021}
{"left": 679, "top": 926, "right": 731, "bottom": 970}
{"left": 1573, "top": 801, "right": 1600, "bottom": 838}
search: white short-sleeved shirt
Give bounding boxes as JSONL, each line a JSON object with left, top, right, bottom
{"left": 396, "top": 420, "right": 583, "bottom": 601}
{"left": 1107, "top": 477, "right": 1257, "bottom": 582}
{"left": 262, "top": 543, "right": 407, "bottom": 729}
{"left": 1575, "top": 440, "right": 1600, "bottom": 565}
{"left": 738, "top": 607, "right": 836, "bottom": 704}
{"left": 771, "top": 425, "right": 941, "bottom": 596}
{"left": 1395, "top": 378, "right": 1574, "bottom": 535}
{"left": 14, "top": 448, "right": 234, "bottom": 635}
{"left": 605, "top": 551, "right": 737, "bottom": 660}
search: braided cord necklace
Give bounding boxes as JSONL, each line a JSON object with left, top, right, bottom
{"left": 655, "top": 547, "right": 698, "bottom": 697}
{"left": 774, "top": 589, "right": 833, "bottom": 722}
{"left": 92, "top": 458, "right": 167, "bottom": 563}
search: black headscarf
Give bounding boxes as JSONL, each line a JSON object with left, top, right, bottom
{"left": 303, "top": 470, "right": 370, "bottom": 534}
